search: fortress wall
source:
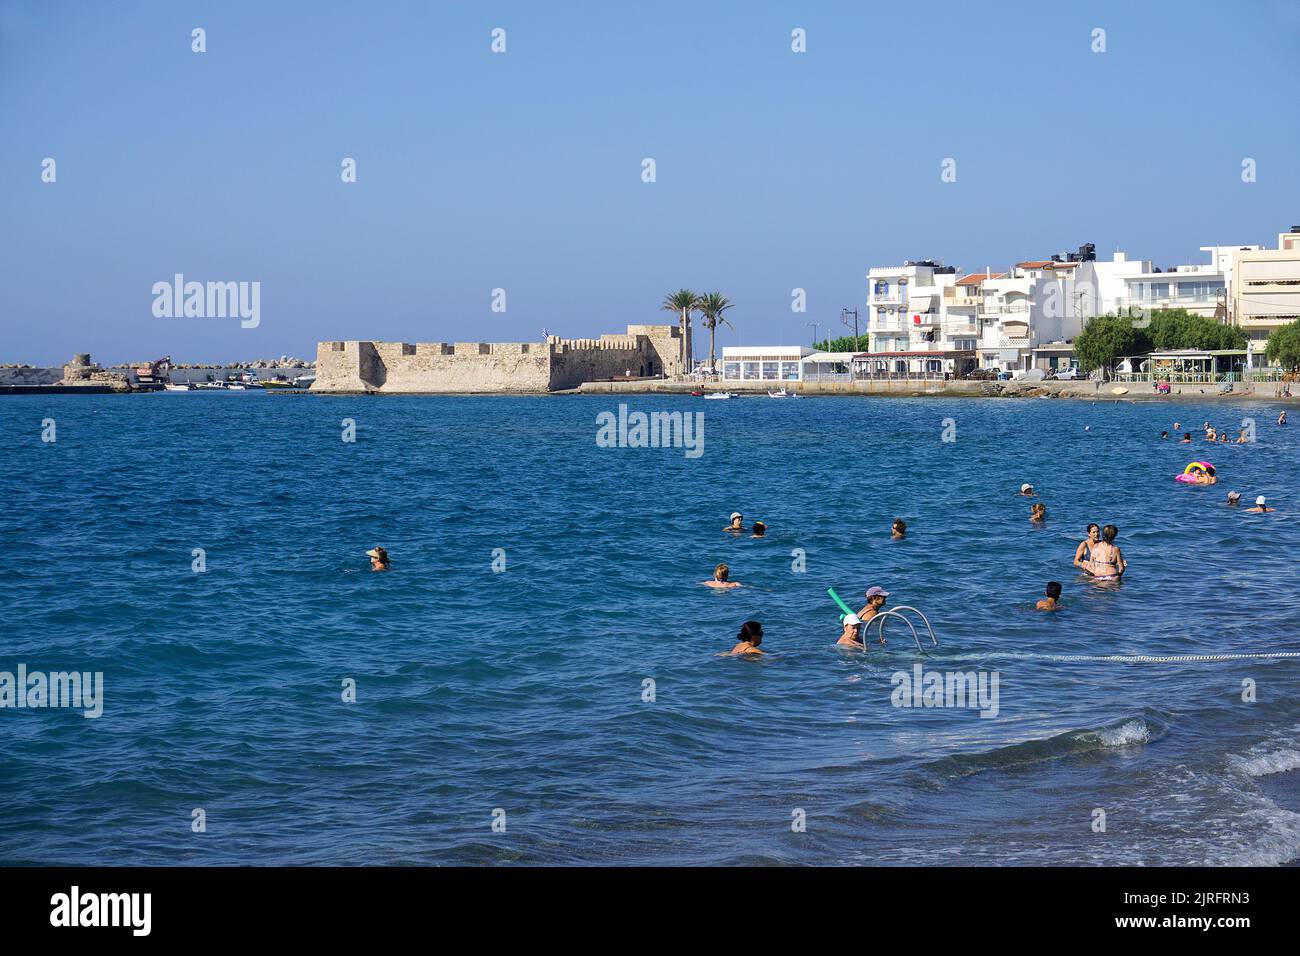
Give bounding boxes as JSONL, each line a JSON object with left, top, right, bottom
{"left": 550, "top": 340, "right": 652, "bottom": 389}
{"left": 313, "top": 341, "right": 369, "bottom": 391}
{"left": 312, "top": 326, "right": 684, "bottom": 392}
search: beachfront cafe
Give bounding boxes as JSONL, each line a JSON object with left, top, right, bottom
{"left": 1143, "top": 349, "right": 1251, "bottom": 384}
{"left": 720, "top": 346, "right": 812, "bottom": 383}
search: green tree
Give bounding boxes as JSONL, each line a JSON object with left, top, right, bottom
{"left": 813, "top": 335, "right": 869, "bottom": 352}
{"left": 661, "top": 289, "right": 701, "bottom": 375}
{"left": 696, "top": 292, "right": 735, "bottom": 374}
{"left": 1073, "top": 314, "right": 1151, "bottom": 374}
{"left": 1147, "top": 309, "right": 1246, "bottom": 350}
{"left": 1266, "top": 319, "right": 1300, "bottom": 371}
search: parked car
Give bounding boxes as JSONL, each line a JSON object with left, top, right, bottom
{"left": 1056, "top": 366, "right": 1082, "bottom": 380}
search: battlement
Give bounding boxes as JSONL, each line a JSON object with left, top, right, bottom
{"left": 313, "top": 323, "right": 682, "bottom": 392}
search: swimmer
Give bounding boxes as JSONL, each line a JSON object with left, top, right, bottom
{"left": 1173, "top": 421, "right": 1181, "bottom": 431}
{"left": 704, "top": 562, "right": 742, "bottom": 589}
{"left": 1236, "top": 429, "right": 1249, "bottom": 444}
{"left": 1082, "top": 524, "right": 1126, "bottom": 579}
{"left": 1194, "top": 464, "right": 1218, "bottom": 486}
{"left": 856, "top": 586, "right": 889, "bottom": 644}
{"left": 723, "top": 511, "right": 746, "bottom": 533}
{"left": 1160, "top": 431, "right": 1169, "bottom": 439}
{"left": 1073, "top": 523, "right": 1100, "bottom": 568}
{"left": 727, "top": 620, "right": 764, "bottom": 655}
{"left": 1279, "top": 411, "right": 1287, "bottom": 426}
{"left": 1036, "top": 581, "right": 1062, "bottom": 611}
{"left": 1018, "top": 483, "right": 1036, "bottom": 497}
{"left": 891, "top": 518, "right": 906, "bottom": 540}
{"left": 1206, "top": 425, "right": 1217, "bottom": 441}
{"left": 837, "top": 613, "right": 864, "bottom": 647}
{"left": 750, "top": 521, "right": 767, "bottom": 538}
{"left": 1180, "top": 433, "right": 1193, "bottom": 443}
{"left": 1227, "top": 491, "right": 1241, "bottom": 507}
{"left": 1029, "top": 502, "right": 1047, "bottom": 523}
{"left": 1219, "top": 432, "right": 1230, "bottom": 443}
{"left": 1245, "top": 495, "right": 1274, "bottom": 513}
{"left": 366, "top": 546, "right": 390, "bottom": 571}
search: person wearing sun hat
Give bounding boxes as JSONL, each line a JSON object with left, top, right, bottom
{"left": 1245, "top": 496, "right": 1274, "bottom": 513}
{"left": 836, "top": 613, "right": 865, "bottom": 647}
{"left": 1018, "top": 483, "right": 1035, "bottom": 496}
{"left": 1226, "top": 491, "right": 1241, "bottom": 506}
{"left": 723, "top": 511, "right": 746, "bottom": 533}
{"left": 366, "top": 546, "right": 390, "bottom": 571}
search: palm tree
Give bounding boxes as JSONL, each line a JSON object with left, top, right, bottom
{"left": 696, "top": 292, "right": 735, "bottom": 377}
{"left": 661, "top": 289, "right": 701, "bottom": 376}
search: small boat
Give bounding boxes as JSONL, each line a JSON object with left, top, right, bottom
{"left": 195, "top": 380, "right": 227, "bottom": 390}
{"left": 261, "top": 378, "right": 298, "bottom": 389}
{"left": 767, "top": 388, "right": 800, "bottom": 398}
{"left": 703, "top": 391, "right": 734, "bottom": 400}
{"left": 163, "top": 382, "right": 194, "bottom": 392}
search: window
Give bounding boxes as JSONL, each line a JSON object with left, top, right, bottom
{"left": 780, "top": 361, "right": 800, "bottom": 380}
{"left": 723, "top": 362, "right": 740, "bottom": 380}
{"left": 742, "top": 361, "right": 760, "bottom": 379}
{"left": 761, "top": 361, "right": 779, "bottom": 380}
{"left": 894, "top": 360, "right": 907, "bottom": 373}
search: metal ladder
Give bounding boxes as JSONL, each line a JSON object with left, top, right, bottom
{"left": 861, "top": 605, "right": 939, "bottom": 655}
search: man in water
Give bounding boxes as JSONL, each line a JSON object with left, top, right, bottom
{"left": 1036, "top": 581, "right": 1062, "bottom": 611}
{"left": 1074, "top": 523, "right": 1100, "bottom": 568}
{"left": 1180, "top": 433, "right": 1193, "bottom": 443}
{"left": 704, "top": 563, "right": 742, "bottom": 588}
{"left": 723, "top": 511, "right": 746, "bottom": 533}
{"left": 750, "top": 521, "right": 767, "bottom": 538}
{"left": 1245, "top": 496, "right": 1275, "bottom": 513}
{"left": 366, "top": 546, "right": 390, "bottom": 571}
{"left": 836, "top": 613, "right": 864, "bottom": 647}
{"left": 1160, "top": 431, "right": 1169, "bottom": 439}
{"left": 1280, "top": 411, "right": 1288, "bottom": 426}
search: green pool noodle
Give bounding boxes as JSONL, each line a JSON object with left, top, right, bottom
{"left": 827, "top": 588, "right": 854, "bottom": 621}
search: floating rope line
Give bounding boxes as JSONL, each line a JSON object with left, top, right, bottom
{"left": 948, "top": 651, "right": 1300, "bottom": 664}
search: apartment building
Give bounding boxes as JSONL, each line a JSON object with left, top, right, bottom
{"left": 1232, "top": 228, "right": 1300, "bottom": 349}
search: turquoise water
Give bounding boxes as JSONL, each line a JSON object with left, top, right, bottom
{"left": 2, "top": 392, "right": 1298, "bottom": 865}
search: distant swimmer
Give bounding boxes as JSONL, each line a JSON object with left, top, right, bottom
{"left": 1036, "top": 581, "right": 1062, "bottom": 611}
{"left": 704, "top": 563, "right": 742, "bottom": 589}
{"left": 1245, "top": 496, "right": 1275, "bottom": 513}
{"left": 1227, "top": 491, "right": 1241, "bottom": 507}
{"left": 1082, "top": 524, "right": 1126, "bottom": 580}
{"left": 1074, "top": 523, "right": 1100, "bottom": 568}
{"left": 891, "top": 518, "right": 907, "bottom": 540}
{"left": 1018, "top": 483, "right": 1036, "bottom": 497}
{"left": 1160, "top": 431, "right": 1169, "bottom": 439}
{"left": 723, "top": 511, "right": 746, "bottom": 533}
{"left": 1173, "top": 421, "right": 1182, "bottom": 431}
{"left": 1219, "top": 432, "right": 1230, "bottom": 443}
{"left": 837, "top": 613, "right": 864, "bottom": 647}
{"left": 1279, "top": 411, "right": 1288, "bottom": 426}
{"left": 1030, "top": 502, "right": 1047, "bottom": 523}
{"left": 750, "top": 521, "right": 767, "bottom": 538}
{"left": 1236, "top": 429, "right": 1249, "bottom": 444}
{"left": 366, "top": 546, "right": 390, "bottom": 571}
{"left": 1180, "top": 433, "right": 1193, "bottom": 443}
{"left": 727, "top": 620, "right": 764, "bottom": 655}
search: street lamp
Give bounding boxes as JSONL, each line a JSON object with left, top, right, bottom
{"left": 841, "top": 308, "right": 860, "bottom": 353}
{"left": 806, "top": 322, "right": 820, "bottom": 347}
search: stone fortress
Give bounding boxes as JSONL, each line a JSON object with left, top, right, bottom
{"left": 312, "top": 325, "right": 683, "bottom": 393}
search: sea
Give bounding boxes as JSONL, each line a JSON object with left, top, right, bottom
{"left": 1, "top": 391, "right": 1298, "bottom": 865}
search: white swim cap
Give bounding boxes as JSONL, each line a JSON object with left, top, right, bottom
{"left": 842, "top": 613, "right": 862, "bottom": 626}
{"left": 1256, "top": 496, "right": 1266, "bottom": 506}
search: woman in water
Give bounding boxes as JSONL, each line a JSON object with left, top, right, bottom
{"left": 891, "top": 518, "right": 906, "bottom": 539}
{"left": 1073, "top": 523, "right": 1100, "bottom": 569}
{"left": 750, "top": 521, "right": 766, "bottom": 538}
{"left": 1029, "top": 502, "right": 1047, "bottom": 523}
{"left": 704, "top": 563, "right": 742, "bottom": 589}
{"left": 1083, "top": 525, "right": 1126, "bottom": 580}
{"left": 366, "top": 546, "right": 390, "bottom": 571}
{"left": 728, "top": 620, "right": 764, "bottom": 655}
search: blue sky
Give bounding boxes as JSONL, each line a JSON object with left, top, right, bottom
{"left": 2, "top": 0, "right": 1298, "bottom": 363}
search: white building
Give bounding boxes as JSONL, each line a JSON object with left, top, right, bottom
{"left": 1233, "top": 228, "right": 1300, "bottom": 349}
{"left": 720, "top": 346, "right": 811, "bottom": 383}
{"left": 866, "top": 259, "right": 977, "bottom": 376}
